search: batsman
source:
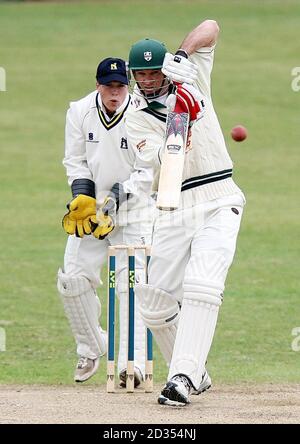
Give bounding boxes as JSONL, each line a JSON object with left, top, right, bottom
{"left": 126, "top": 20, "right": 246, "bottom": 406}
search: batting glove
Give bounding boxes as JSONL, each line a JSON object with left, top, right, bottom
{"left": 162, "top": 52, "right": 198, "bottom": 84}
{"left": 166, "top": 83, "right": 205, "bottom": 124}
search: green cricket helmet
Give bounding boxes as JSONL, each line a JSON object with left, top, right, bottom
{"left": 128, "top": 38, "right": 167, "bottom": 70}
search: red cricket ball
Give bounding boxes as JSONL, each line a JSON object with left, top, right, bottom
{"left": 231, "top": 125, "right": 247, "bottom": 142}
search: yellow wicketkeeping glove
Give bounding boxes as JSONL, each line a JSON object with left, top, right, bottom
{"left": 90, "top": 196, "right": 116, "bottom": 240}
{"left": 62, "top": 194, "right": 96, "bottom": 238}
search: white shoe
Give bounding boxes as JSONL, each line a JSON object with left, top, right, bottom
{"left": 119, "top": 367, "right": 143, "bottom": 388}
{"left": 192, "top": 370, "right": 212, "bottom": 395}
{"left": 74, "top": 357, "right": 100, "bottom": 382}
{"left": 158, "top": 374, "right": 192, "bottom": 407}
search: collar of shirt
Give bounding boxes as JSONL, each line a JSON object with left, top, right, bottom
{"left": 147, "top": 93, "right": 168, "bottom": 110}
{"left": 132, "top": 85, "right": 167, "bottom": 111}
{"left": 97, "top": 92, "right": 130, "bottom": 119}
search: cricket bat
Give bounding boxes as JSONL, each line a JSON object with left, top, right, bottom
{"left": 156, "top": 111, "right": 189, "bottom": 211}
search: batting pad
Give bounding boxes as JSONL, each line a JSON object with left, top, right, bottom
{"left": 168, "top": 252, "right": 226, "bottom": 390}
{"left": 57, "top": 268, "right": 107, "bottom": 359}
{"left": 136, "top": 284, "right": 180, "bottom": 365}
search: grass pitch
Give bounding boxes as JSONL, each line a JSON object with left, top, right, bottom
{"left": 0, "top": 0, "right": 299, "bottom": 385}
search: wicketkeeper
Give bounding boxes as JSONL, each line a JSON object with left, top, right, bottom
{"left": 57, "top": 58, "right": 155, "bottom": 386}
{"left": 126, "top": 20, "right": 246, "bottom": 406}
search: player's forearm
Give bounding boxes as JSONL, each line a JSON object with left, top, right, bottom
{"left": 178, "top": 19, "right": 219, "bottom": 55}
{"left": 64, "top": 107, "right": 92, "bottom": 185}
{"left": 63, "top": 155, "right": 92, "bottom": 186}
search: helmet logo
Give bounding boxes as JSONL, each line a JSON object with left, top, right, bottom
{"left": 144, "top": 51, "right": 152, "bottom": 62}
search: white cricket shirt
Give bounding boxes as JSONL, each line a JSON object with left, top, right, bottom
{"left": 63, "top": 90, "right": 154, "bottom": 222}
{"left": 125, "top": 44, "right": 242, "bottom": 207}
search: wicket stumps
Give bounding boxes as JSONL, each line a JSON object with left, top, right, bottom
{"left": 107, "top": 245, "right": 153, "bottom": 393}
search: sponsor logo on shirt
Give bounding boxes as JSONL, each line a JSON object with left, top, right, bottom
{"left": 136, "top": 139, "right": 146, "bottom": 152}
{"left": 120, "top": 137, "right": 128, "bottom": 149}
{"left": 134, "top": 98, "right": 141, "bottom": 108}
{"left": 86, "top": 132, "right": 99, "bottom": 143}
{"left": 185, "top": 128, "right": 192, "bottom": 153}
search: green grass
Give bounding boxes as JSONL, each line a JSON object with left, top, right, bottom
{"left": 0, "top": 0, "right": 299, "bottom": 385}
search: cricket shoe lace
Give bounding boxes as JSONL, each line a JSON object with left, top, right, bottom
{"left": 74, "top": 356, "right": 100, "bottom": 383}
{"left": 158, "top": 374, "right": 193, "bottom": 407}
{"left": 77, "top": 357, "right": 88, "bottom": 369}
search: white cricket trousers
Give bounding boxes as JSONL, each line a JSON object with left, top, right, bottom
{"left": 148, "top": 192, "right": 245, "bottom": 388}
{"left": 149, "top": 193, "right": 245, "bottom": 301}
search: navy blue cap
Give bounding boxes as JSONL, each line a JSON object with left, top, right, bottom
{"left": 96, "top": 57, "right": 128, "bottom": 85}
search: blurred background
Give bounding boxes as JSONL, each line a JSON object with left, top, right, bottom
{"left": 0, "top": 0, "right": 299, "bottom": 385}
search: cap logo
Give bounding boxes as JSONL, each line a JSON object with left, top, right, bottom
{"left": 110, "top": 63, "right": 118, "bottom": 70}
{"left": 144, "top": 51, "right": 152, "bottom": 62}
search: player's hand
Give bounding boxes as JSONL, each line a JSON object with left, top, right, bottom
{"left": 162, "top": 52, "right": 198, "bottom": 84}
{"left": 62, "top": 194, "right": 96, "bottom": 238}
{"left": 100, "top": 196, "right": 117, "bottom": 216}
{"left": 90, "top": 212, "right": 115, "bottom": 240}
{"left": 90, "top": 196, "right": 116, "bottom": 240}
{"left": 166, "top": 83, "right": 205, "bottom": 124}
